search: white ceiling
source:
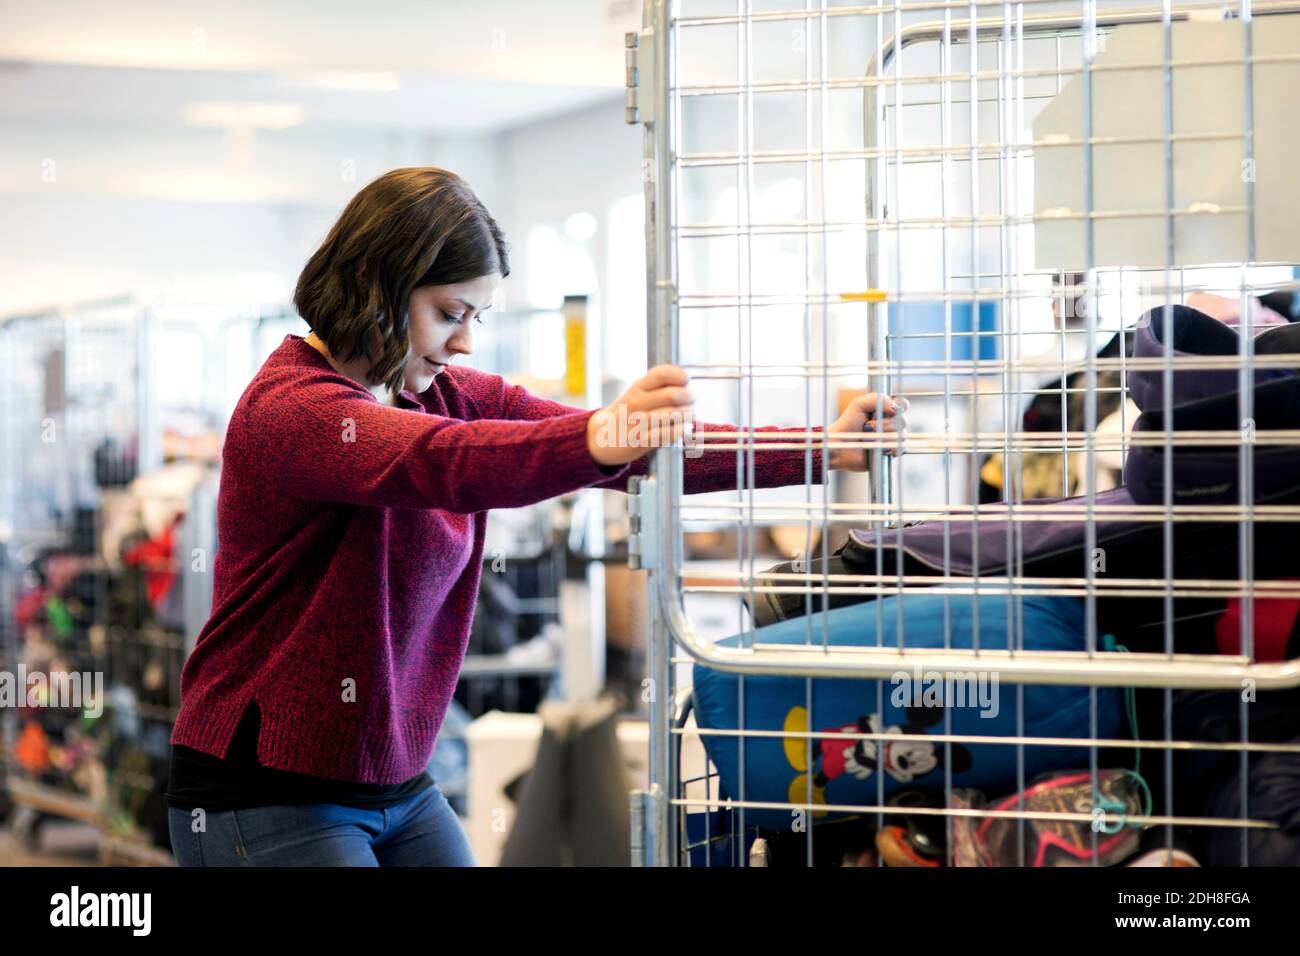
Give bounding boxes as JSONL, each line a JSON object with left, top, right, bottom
{"left": 0, "top": 61, "right": 617, "bottom": 132}
{"left": 0, "top": 0, "right": 641, "bottom": 132}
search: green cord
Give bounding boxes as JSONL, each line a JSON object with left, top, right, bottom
{"left": 1127, "top": 768, "right": 1154, "bottom": 820}
{"left": 1099, "top": 634, "right": 1154, "bottom": 825}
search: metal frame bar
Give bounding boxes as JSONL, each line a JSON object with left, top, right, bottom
{"left": 643, "top": 0, "right": 1300, "bottom": 691}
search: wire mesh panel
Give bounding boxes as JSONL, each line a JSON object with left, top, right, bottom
{"left": 631, "top": 0, "right": 1300, "bottom": 867}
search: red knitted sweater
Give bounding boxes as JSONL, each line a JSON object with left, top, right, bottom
{"left": 170, "top": 334, "right": 824, "bottom": 783}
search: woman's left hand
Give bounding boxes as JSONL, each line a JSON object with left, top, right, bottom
{"left": 827, "top": 393, "right": 907, "bottom": 472}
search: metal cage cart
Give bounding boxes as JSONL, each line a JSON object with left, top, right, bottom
{"left": 0, "top": 297, "right": 259, "bottom": 864}
{"left": 0, "top": 299, "right": 158, "bottom": 861}
{"left": 627, "top": 0, "right": 1300, "bottom": 867}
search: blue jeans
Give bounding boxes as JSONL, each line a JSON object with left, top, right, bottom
{"left": 167, "top": 784, "right": 476, "bottom": 867}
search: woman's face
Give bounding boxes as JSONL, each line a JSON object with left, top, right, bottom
{"left": 399, "top": 272, "right": 502, "bottom": 393}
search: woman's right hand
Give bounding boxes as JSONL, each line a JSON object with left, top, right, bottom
{"left": 587, "top": 365, "right": 696, "bottom": 466}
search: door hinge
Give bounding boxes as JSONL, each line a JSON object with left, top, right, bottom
{"left": 625, "top": 29, "right": 656, "bottom": 125}
{"left": 627, "top": 475, "right": 658, "bottom": 570}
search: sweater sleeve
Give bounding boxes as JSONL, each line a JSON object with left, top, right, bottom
{"left": 471, "top": 371, "right": 825, "bottom": 494}
{"left": 235, "top": 367, "right": 622, "bottom": 513}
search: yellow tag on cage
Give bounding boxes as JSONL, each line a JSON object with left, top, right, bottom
{"left": 839, "top": 289, "right": 889, "bottom": 303}
{"left": 564, "top": 296, "right": 587, "bottom": 396}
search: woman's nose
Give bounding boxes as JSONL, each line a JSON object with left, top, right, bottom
{"left": 448, "top": 328, "right": 473, "bottom": 357}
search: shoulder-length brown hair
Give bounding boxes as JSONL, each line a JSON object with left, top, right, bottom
{"left": 294, "top": 167, "right": 509, "bottom": 391}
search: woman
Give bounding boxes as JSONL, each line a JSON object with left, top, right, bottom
{"left": 165, "top": 167, "right": 903, "bottom": 866}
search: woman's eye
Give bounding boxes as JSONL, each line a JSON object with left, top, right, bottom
{"left": 441, "top": 310, "right": 465, "bottom": 324}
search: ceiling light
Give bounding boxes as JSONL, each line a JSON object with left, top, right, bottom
{"left": 180, "top": 101, "right": 305, "bottom": 130}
